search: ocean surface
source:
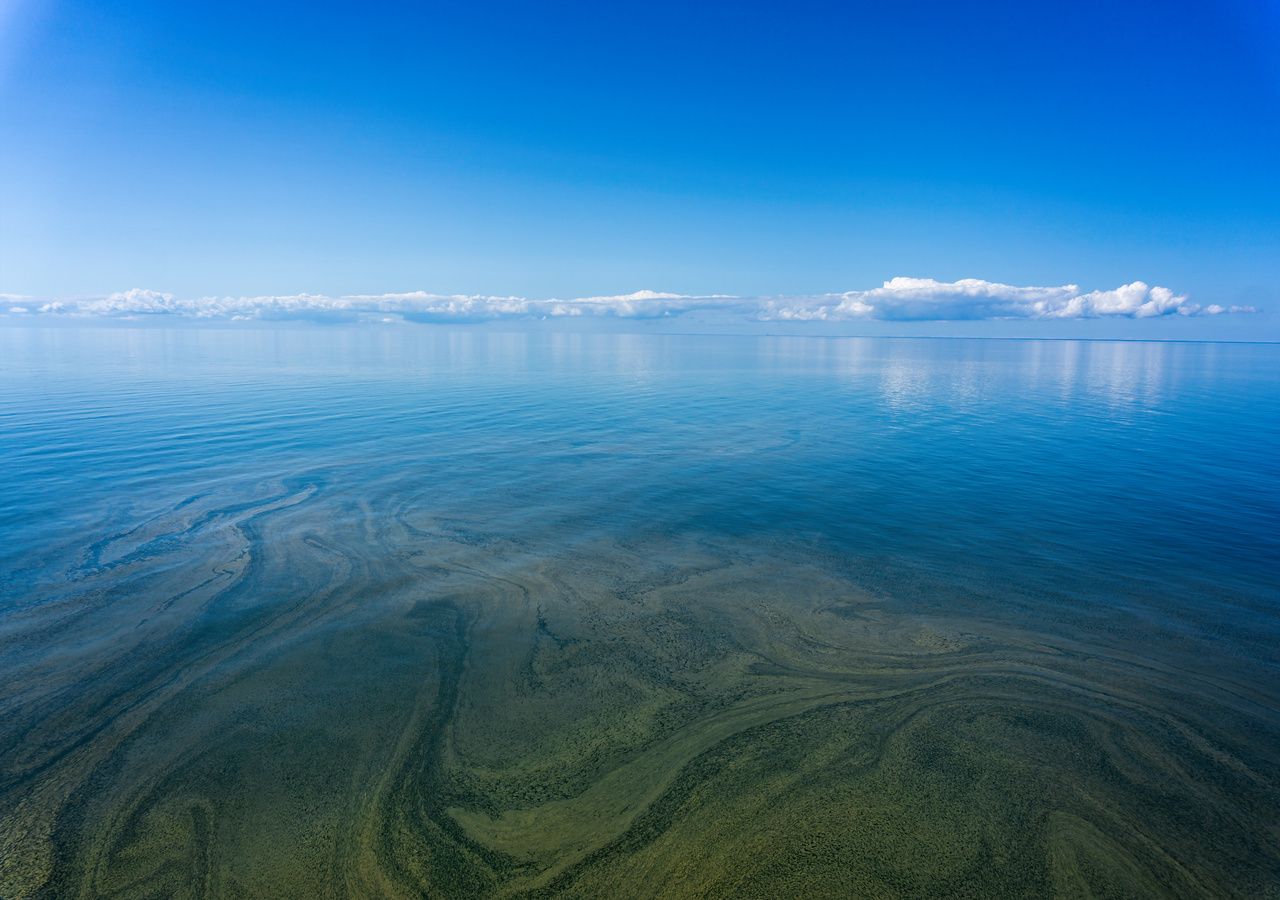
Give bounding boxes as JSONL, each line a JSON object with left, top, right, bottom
{"left": 1, "top": 326, "right": 1278, "bottom": 898}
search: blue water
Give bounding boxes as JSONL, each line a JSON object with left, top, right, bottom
{"left": 1, "top": 327, "right": 1278, "bottom": 897}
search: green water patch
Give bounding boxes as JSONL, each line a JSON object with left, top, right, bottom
{"left": 2, "top": 486, "right": 1277, "bottom": 898}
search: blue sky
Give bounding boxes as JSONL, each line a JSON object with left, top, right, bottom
{"left": 1, "top": 0, "right": 1278, "bottom": 337}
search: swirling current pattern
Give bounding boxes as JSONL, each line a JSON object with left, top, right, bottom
{"left": 1, "top": 329, "right": 1278, "bottom": 898}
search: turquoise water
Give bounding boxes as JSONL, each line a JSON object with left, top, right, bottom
{"left": 1, "top": 327, "right": 1278, "bottom": 897}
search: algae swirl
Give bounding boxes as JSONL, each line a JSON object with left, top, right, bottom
{"left": 2, "top": 474, "right": 1276, "bottom": 898}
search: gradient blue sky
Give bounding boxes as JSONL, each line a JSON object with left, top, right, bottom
{"left": 2, "top": 0, "right": 1278, "bottom": 337}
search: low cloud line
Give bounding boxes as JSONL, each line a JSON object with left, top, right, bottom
{"left": 4, "top": 279, "right": 1255, "bottom": 323}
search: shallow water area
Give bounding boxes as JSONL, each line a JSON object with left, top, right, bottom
{"left": 1, "top": 327, "right": 1278, "bottom": 898}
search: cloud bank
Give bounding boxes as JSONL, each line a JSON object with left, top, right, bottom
{"left": 7, "top": 279, "right": 1254, "bottom": 323}
{"left": 26, "top": 288, "right": 740, "bottom": 323}
{"left": 760, "top": 278, "right": 1253, "bottom": 321}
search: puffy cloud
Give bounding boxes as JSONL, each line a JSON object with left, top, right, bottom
{"left": 9, "top": 278, "right": 1255, "bottom": 323}
{"left": 39, "top": 288, "right": 181, "bottom": 316}
{"left": 1, "top": 293, "right": 32, "bottom": 314}
{"left": 758, "top": 278, "right": 1254, "bottom": 321}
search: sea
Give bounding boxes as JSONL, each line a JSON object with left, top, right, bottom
{"left": 1, "top": 326, "right": 1277, "bottom": 897}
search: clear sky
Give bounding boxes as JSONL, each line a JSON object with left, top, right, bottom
{"left": 2, "top": 0, "right": 1278, "bottom": 338}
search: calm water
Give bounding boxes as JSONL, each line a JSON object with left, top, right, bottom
{"left": 1, "top": 327, "right": 1278, "bottom": 898}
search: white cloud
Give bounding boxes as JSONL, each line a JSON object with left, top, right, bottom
{"left": 758, "top": 278, "right": 1254, "bottom": 321}
{"left": 21, "top": 288, "right": 741, "bottom": 322}
{"left": 1, "top": 292, "right": 32, "bottom": 314}
{"left": 8, "top": 278, "right": 1256, "bottom": 323}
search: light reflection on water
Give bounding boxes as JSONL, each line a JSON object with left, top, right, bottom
{"left": 0, "top": 327, "right": 1278, "bottom": 897}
